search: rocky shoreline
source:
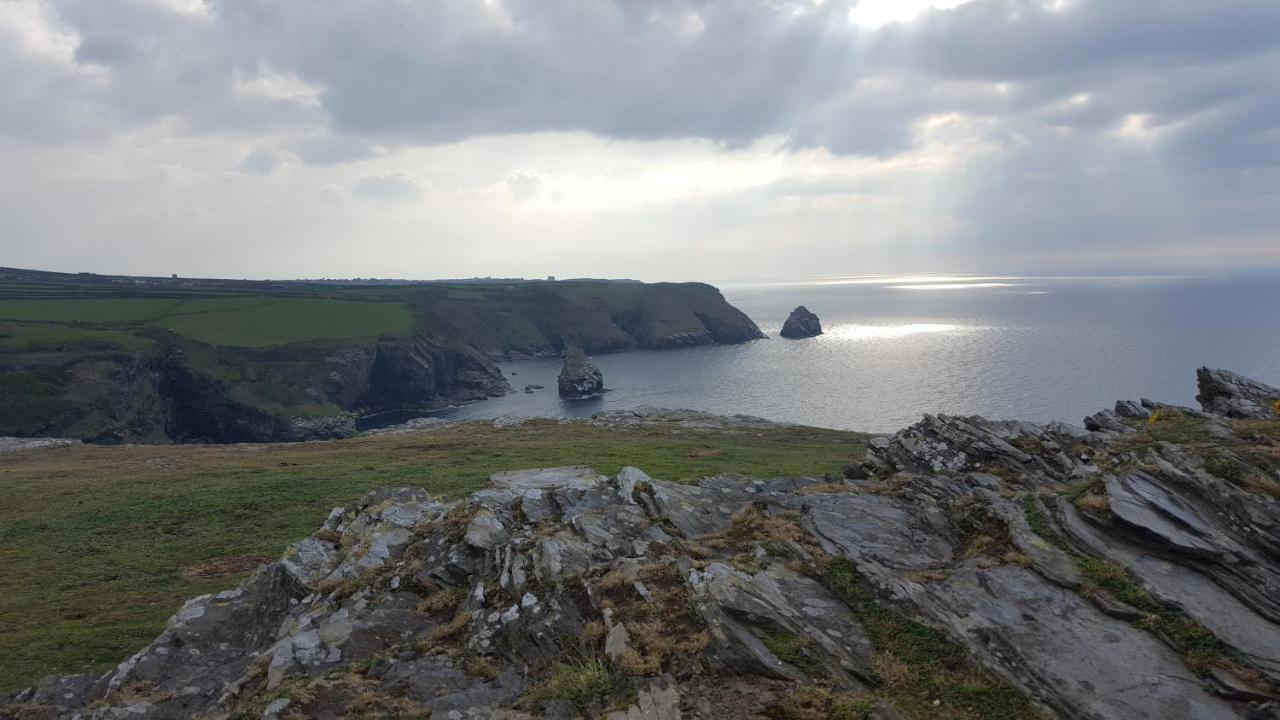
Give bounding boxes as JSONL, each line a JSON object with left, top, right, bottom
{"left": 7, "top": 368, "right": 1280, "bottom": 719}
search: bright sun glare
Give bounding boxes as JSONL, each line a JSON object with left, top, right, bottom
{"left": 847, "top": 0, "right": 973, "bottom": 29}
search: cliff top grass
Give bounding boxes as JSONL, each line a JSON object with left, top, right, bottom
{"left": 0, "top": 418, "right": 867, "bottom": 693}
{"left": 0, "top": 296, "right": 413, "bottom": 348}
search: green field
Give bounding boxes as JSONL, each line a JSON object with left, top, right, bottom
{"left": 0, "top": 296, "right": 413, "bottom": 348}
{"left": 0, "top": 419, "right": 867, "bottom": 693}
{"left": 0, "top": 298, "right": 182, "bottom": 323}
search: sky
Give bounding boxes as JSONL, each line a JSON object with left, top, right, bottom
{"left": 1, "top": 0, "right": 1278, "bottom": 282}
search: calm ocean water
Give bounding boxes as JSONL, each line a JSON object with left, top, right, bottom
{"left": 426, "top": 274, "right": 1280, "bottom": 433}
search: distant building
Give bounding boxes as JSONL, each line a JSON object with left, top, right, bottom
{"left": 172, "top": 273, "right": 178, "bottom": 279}
{"left": 547, "top": 275, "right": 556, "bottom": 282}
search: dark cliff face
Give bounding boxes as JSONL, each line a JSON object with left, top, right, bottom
{"left": 0, "top": 331, "right": 511, "bottom": 444}
{"left": 367, "top": 336, "right": 510, "bottom": 408}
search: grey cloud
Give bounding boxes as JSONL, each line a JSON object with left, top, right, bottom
{"left": 73, "top": 35, "right": 133, "bottom": 65}
{"left": 7, "top": 0, "right": 1274, "bottom": 170}
{"left": 237, "top": 147, "right": 289, "bottom": 174}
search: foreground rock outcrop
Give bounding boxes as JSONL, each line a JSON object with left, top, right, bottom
{"left": 1197, "top": 367, "right": 1280, "bottom": 419}
{"left": 558, "top": 347, "right": 605, "bottom": 400}
{"left": 779, "top": 306, "right": 822, "bottom": 339}
{"left": 8, "top": 369, "right": 1280, "bottom": 719}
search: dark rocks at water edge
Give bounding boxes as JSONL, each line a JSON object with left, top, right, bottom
{"left": 779, "top": 305, "right": 823, "bottom": 338}
{"left": 11, "top": 369, "right": 1280, "bottom": 719}
{"left": 522, "top": 384, "right": 545, "bottom": 394}
{"left": 557, "top": 346, "right": 604, "bottom": 399}
{"left": 1197, "top": 366, "right": 1280, "bottom": 419}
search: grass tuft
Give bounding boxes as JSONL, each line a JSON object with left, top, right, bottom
{"left": 824, "top": 557, "right": 1039, "bottom": 720}
{"left": 523, "top": 660, "right": 615, "bottom": 711}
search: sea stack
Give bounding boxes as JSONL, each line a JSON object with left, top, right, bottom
{"left": 558, "top": 346, "right": 604, "bottom": 399}
{"left": 780, "top": 305, "right": 823, "bottom": 339}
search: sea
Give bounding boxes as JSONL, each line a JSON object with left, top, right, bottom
{"left": 397, "top": 274, "right": 1280, "bottom": 434}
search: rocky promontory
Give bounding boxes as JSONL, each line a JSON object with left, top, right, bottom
{"left": 558, "top": 346, "right": 605, "bottom": 399}
{"left": 8, "top": 367, "right": 1280, "bottom": 719}
{"left": 780, "top": 306, "right": 823, "bottom": 339}
{"left": 1197, "top": 367, "right": 1280, "bottom": 419}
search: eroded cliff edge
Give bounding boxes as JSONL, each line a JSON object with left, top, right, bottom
{"left": 7, "top": 368, "right": 1280, "bottom": 719}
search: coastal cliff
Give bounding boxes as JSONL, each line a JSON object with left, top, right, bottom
{"left": 411, "top": 280, "right": 764, "bottom": 357}
{"left": 8, "top": 368, "right": 1280, "bottom": 719}
{"left": 0, "top": 278, "right": 762, "bottom": 443}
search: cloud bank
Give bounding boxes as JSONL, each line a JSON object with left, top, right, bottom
{"left": 1, "top": 0, "right": 1277, "bottom": 279}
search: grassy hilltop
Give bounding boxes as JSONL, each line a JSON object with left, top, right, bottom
{"left": 0, "top": 418, "right": 865, "bottom": 693}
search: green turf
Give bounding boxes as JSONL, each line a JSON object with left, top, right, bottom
{"left": 0, "top": 419, "right": 866, "bottom": 692}
{"left": 151, "top": 297, "right": 413, "bottom": 347}
{"left": 0, "top": 298, "right": 182, "bottom": 323}
{"left": 0, "top": 296, "right": 414, "bottom": 348}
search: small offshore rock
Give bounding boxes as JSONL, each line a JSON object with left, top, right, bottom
{"left": 558, "top": 346, "right": 604, "bottom": 399}
{"left": 779, "top": 306, "right": 823, "bottom": 339}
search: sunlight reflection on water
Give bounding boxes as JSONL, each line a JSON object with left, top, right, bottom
{"left": 826, "top": 323, "right": 966, "bottom": 340}
{"left": 888, "top": 283, "right": 1021, "bottom": 290}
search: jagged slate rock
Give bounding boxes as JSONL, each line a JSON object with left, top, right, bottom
{"left": 281, "top": 536, "right": 342, "bottom": 585}
{"left": 1198, "top": 367, "right": 1280, "bottom": 419}
{"left": 841, "top": 461, "right": 871, "bottom": 480}
{"left": 918, "top": 563, "right": 1240, "bottom": 720}
{"left": 262, "top": 697, "right": 291, "bottom": 719}
{"left": 1104, "top": 472, "right": 1234, "bottom": 557}
{"left": 804, "top": 492, "right": 955, "bottom": 571}
{"left": 380, "top": 654, "right": 523, "bottom": 714}
{"left": 779, "top": 306, "right": 823, "bottom": 339}
{"left": 992, "top": 498, "right": 1082, "bottom": 587}
{"left": 465, "top": 509, "right": 510, "bottom": 551}
{"left": 865, "top": 413, "right": 1083, "bottom": 480}
{"left": 558, "top": 346, "right": 604, "bottom": 399}
{"left": 617, "top": 465, "right": 652, "bottom": 504}
{"left": 1084, "top": 408, "right": 1138, "bottom": 434}
{"left": 490, "top": 465, "right": 606, "bottom": 490}
{"left": 1058, "top": 501, "right": 1280, "bottom": 682}
{"left": 689, "top": 563, "right": 874, "bottom": 688}
{"left": 113, "top": 564, "right": 305, "bottom": 714}
{"left": 605, "top": 674, "right": 681, "bottom": 720}
{"left": 1115, "top": 400, "right": 1149, "bottom": 419}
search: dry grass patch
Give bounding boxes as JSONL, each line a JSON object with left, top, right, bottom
{"left": 1074, "top": 493, "right": 1111, "bottom": 514}
{"left": 463, "top": 655, "right": 499, "bottom": 682}
{"left": 770, "top": 685, "right": 876, "bottom": 720}
{"left": 181, "top": 555, "right": 272, "bottom": 580}
{"left": 416, "top": 587, "right": 466, "bottom": 617}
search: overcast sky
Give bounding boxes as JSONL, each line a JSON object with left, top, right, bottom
{"left": 1, "top": 0, "right": 1277, "bottom": 281}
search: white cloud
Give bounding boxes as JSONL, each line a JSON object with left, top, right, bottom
{"left": 505, "top": 169, "right": 545, "bottom": 202}
{"left": 847, "top": 0, "right": 973, "bottom": 29}
{"left": 233, "top": 69, "right": 324, "bottom": 108}
{"left": 352, "top": 171, "right": 428, "bottom": 201}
